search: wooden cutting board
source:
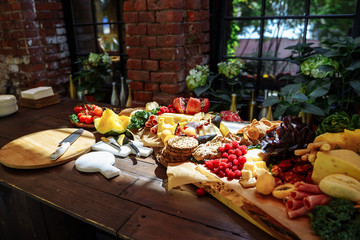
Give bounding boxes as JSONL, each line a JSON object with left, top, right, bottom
{"left": 0, "top": 128, "right": 95, "bottom": 169}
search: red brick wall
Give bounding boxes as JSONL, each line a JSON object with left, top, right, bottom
{"left": 124, "top": 0, "right": 210, "bottom": 106}
{"left": 0, "top": 0, "right": 71, "bottom": 96}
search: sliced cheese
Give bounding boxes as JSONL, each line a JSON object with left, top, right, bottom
{"left": 240, "top": 177, "right": 257, "bottom": 188}
{"left": 312, "top": 149, "right": 360, "bottom": 184}
{"left": 244, "top": 148, "right": 270, "bottom": 162}
{"left": 243, "top": 162, "right": 256, "bottom": 172}
{"left": 242, "top": 170, "right": 252, "bottom": 180}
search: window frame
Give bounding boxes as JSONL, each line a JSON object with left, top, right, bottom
{"left": 210, "top": 0, "right": 360, "bottom": 94}
{"left": 62, "top": 0, "right": 127, "bottom": 78}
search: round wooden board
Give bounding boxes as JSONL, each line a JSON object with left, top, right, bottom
{"left": 0, "top": 128, "right": 95, "bottom": 169}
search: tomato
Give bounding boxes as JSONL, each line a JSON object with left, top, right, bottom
{"left": 93, "top": 106, "right": 103, "bottom": 117}
{"left": 84, "top": 115, "right": 93, "bottom": 124}
{"left": 74, "top": 105, "right": 83, "bottom": 114}
{"left": 78, "top": 114, "right": 86, "bottom": 123}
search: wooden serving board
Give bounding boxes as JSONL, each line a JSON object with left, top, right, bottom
{"left": 194, "top": 165, "right": 320, "bottom": 240}
{"left": 0, "top": 128, "right": 95, "bottom": 169}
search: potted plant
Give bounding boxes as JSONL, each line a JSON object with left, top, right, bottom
{"left": 188, "top": 58, "right": 249, "bottom": 111}
{"left": 264, "top": 36, "right": 360, "bottom": 120}
{"left": 74, "top": 52, "right": 112, "bottom": 101}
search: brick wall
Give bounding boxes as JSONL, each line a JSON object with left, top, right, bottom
{"left": 124, "top": 0, "right": 210, "bottom": 106}
{"left": 0, "top": 0, "right": 71, "bottom": 96}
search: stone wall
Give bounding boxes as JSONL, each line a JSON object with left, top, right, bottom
{"left": 124, "top": 0, "right": 210, "bottom": 106}
{"left": 0, "top": 0, "right": 71, "bottom": 96}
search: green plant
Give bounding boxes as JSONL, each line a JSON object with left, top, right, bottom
{"left": 190, "top": 58, "right": 247, "bottom": 110}
{"left": 264, "top": 36, "right": 360, "bottom": 119}
{"left": 74, "top": 52, "right": 112, "bottom": 101}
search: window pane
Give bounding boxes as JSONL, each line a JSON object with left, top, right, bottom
{"left": 261, "top": 60, "right": 299, "bottom": 79}
{"left": 74, "top": 26, "right": 96, "bottom": 54}
{"left": 230, "top": 0, "right": 262, "bottom": 17}
{"left": 71, "top": 0, "right": 93, "bottom": 24}
{"left": 310, "top": 0, "right": 357, "bottom": 15}
{"left": 265, "top": 0, "right": 306, "bottom": 16}
{"left": 94, "top": 0, "right": 118, "bottom": 23}
{"left": 262, "top": 19, "right": 304, "bottom": 58}
{"left": 97, "top": 24, "right": 119, "bottom": 53}
{"left": 227, "top": 20, "right": 261, "bottom": 57}
{"left": 306, "top": 18, "right": 354, "bottom": 46}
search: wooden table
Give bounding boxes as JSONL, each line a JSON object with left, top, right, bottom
{"left": 0, "top": 98, "right": 275, "bottom": 240}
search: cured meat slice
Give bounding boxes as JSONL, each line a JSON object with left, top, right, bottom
{"left": 287, "top": 205, "right": 309, "bottom": 219}
{"left": 290, "top": 190, "right": 313, "bottom": 199}
{"left": 303, "top": 194, "right": 332, "bottom": 210}
{"left": 286, "top": 198, "right": 304, "bottom": 210}
{"left": 294, "top": 181, "right": 322, "bottom": 194}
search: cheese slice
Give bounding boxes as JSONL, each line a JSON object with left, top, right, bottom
{"left": 312, "top": 149, "right": 360, "bottom": 184}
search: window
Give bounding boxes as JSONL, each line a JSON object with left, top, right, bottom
{"left": 211, "top": 0, "right": 360, "bottom": 95}
{"left": 62, "top": 0, "right": 127, "bottom": 80}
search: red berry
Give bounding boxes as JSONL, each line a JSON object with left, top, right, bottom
{"left": 221, "top": 152, "right": 229, "bottom": 158}
{"left": 234, "top": 149, "right": 242, "bottom": 157}
{"left": 238, "top": 156, "right": 247, "bottom": 165}
{"left": 232, "top": 166, "right": 238, "bottom": 171}
{"left": 228, "top": 149, "right": 235, "bottom": 155}
{"left": 219, "top": 162, "right": 227, "bottom": 170}
{"left": 227, "top": 154, "right": 237, "bottom": 162}
{"left": 234, "top": 170, "right": 242, "bottom": 179}
{"left": 212, "top": 159, "right": 220, "bottom": 168}
{"left": 196, "top": 188, "right": 206, "bottom": 196}
{"left": 232, "top": 141, "right": 239, "bottom": 148}
{"left": 168, "top": 104, "right": 173, "bottom": 108}
{"left": 227, "top": 171, "right": 235, "bottom": 180}
{"left": 218, "top": 170, "right": 225, "bottom": 178}
{"left": 205, "top": 161, "right": 214, "bottom": 170}
{"left": 224, "top": 143, "right": 232, "bottom": 151}
{"left": 239, "top": 145, "right": 247, "bottom": 154}
{"left": 157, "top": 111, "right": 163, "bottom": 115}
{"left": 218, "top": 146, "right": 225, "bottom": 152}
{"left": 233, "top": 159, "right": 239, "bottom": 166}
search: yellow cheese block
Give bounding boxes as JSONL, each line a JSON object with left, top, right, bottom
{"left": 311, "top": 149, "right": 360, "bottom": 184}
{"left": 314, "top": 129, "right": 360, "bottom": 152}
{"left": 157, "top": 113, "right": 193, "bottom": 139}
{"left": 244, "top": 149, "right": 270, "bottom": 162}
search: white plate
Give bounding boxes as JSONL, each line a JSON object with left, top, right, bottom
{"left": 0, "top": 105, "right": 18, "bottom": 117}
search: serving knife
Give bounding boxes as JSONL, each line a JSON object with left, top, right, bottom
{"left": 49, "top": 128, "right": 84, "bottom": 161}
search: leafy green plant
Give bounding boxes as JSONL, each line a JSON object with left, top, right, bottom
{"left": 264, "top": 36, "right": 360, "bottom": 119}
{"left": 74, "top": 52, "right": 112, "bottom": 101}
{"left": 190, "top": 59, "right": 248, "bottom": 110}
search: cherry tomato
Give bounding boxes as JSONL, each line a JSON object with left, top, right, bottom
{"left": 84, "top": 115, "right": 93, "bottom": 124}
{"left": 74, "top": 105, "right": 83, "bottom": 114}
{"left": 93, "top": 106, "right": 103, "bottom": 117}
{"left": 78, "top": 114, "right": 86, "bottom": 123}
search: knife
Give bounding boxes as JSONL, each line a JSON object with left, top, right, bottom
{"left": 49, "top": 128, "right": 84, "bottom": 161}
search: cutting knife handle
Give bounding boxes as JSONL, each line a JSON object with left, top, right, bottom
{"left": 129, "top": 142, "right": 141, "bottom": 157}
{"left": 49, "top": 142, "right": 71, "bottom": 161}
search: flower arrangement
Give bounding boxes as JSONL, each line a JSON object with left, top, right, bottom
{"left": 75, "top": 52, "right": 112, "bottom": 101}
{"left": 188, "top": 58, "right": 247, "bottom": 110}
{"left": 185, "top": 65, "right": 209, "bottom": 91}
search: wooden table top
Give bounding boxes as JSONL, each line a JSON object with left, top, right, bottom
{"left": 0, "top": 98, "right": 274, "bottom": 240}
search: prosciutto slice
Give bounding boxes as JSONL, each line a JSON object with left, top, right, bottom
{"left": 294, "top": 182, "right": 322, "bottom": 194}
{"left": 286, "top": 198, "right": 304, "bottom": 210}
{"left": 304, "top": 194, "right": 332, "bottom": 210}
{"left": 290, "top": 190, "right": 313, "bottom": 199}
{"left": 287, "top": 205, "right": 309, "bottom": 219}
